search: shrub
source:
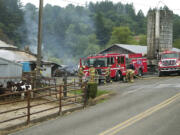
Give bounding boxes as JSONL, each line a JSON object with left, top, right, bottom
{"left": 87, "top": 82, "right": 98, "bottom": 99}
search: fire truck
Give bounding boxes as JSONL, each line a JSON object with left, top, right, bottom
{"left": 158, "top": 50, "right": 180, "bottom": 76}
{"left": 79, "top": 53, "right": 147, "bottom": 82}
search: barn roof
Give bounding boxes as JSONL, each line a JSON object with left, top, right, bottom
{"left": 0, "top": 40, "right": 17, "bottom": 49}
{"left": 0, "top": 56, "right": 22, "bottom": 66}
{"left": 115, "top": 44, "right": 147, "bottom": 54}
{"left": 100, "top": 44, "right": 180, "bottom": 54}
{"left": 0, "top": 49, "right": 37, "bottom": 62}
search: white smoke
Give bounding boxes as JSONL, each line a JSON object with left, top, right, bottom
{"left": 23, "top": 6, "right": 38, "bottom": 54}
{"left": 21, "top": 3, "right": 95, "bottom": 67}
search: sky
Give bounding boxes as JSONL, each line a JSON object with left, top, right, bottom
{"left": 21, "top": 0, "right": 180, "bottom": 15}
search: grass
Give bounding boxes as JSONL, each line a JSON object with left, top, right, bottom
{"left": 69, "top": 89, "right": 82, "bottom": 95}
{"left": 69, "top": 89, "right": 110, "bottom": 97}
{"left": 97, "top": 90, "right": 110, "bottom": 97}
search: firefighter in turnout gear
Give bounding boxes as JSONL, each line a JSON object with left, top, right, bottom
{"left": 89, "top": 65, "right": 96, "bottom": 82}
{"left": 78, "top": 67, "right": 84, "bottom": 85}
{"left": 104, "top": 66, "right": 112, "bottom": 84}
{"left": 126, "top": 63, "right": 135, "bottom": 83}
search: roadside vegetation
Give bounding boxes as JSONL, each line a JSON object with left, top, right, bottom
{"left": 70, "top": 88, "right": 110, "bottom": 98}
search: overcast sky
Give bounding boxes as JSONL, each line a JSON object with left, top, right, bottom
{"left": 21, "top": 0, "right": 180, "bottom": 15}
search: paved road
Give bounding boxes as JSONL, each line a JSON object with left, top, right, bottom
{"left": 11, "top": 76, "right": 180, "bottom": 135}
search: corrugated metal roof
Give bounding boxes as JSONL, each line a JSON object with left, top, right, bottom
{"left": 115, "top": 44, "right": 147, "bottom": 54}
{"left": 0, "top": 40, "right": 17, "bottom": 49}
{"left": 0, "top": 57, "right": 22, "bottom": 66}
{"left": 103, "top": 44, "right": 180, "bottom": 54}
{"left": 0, "top": 49, "right": 36, "bottom": 62}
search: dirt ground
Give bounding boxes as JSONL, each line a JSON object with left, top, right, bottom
{"left": 0, "top": 99, "right": 57, "bottom": 129}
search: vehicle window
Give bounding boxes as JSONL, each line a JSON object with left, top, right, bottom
{"left": 161, "top": 53, "right": 178, "bottom": 59}
{"left": 85, "top": 58, "right": 107, "bottom": 67}
{"left": 84, "top": 59, "right": 89, "bottom": 66}
{"left": 117, "top": 57, "right": 121, "bottom": 64}
{"left": 111, "top": 57, "right": 114, "bottom": 64}
{"left": 81, "top": 59, "right": 85, "bottom": 66}
{"left": 107, "top": 57, "right": 110, "bottom": 65}
{"left": 120, "top": 56, "right": 125, "bottom": 64}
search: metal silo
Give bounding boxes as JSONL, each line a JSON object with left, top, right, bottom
{"left": 147, "top": 9, "right": 173, "bottom": 63}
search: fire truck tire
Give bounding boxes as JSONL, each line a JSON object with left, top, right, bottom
{"left": 122, "top": 76, "right": 126, "bottom": 82}
{"left": 98, "top": 79, "right": 102, "bottom": 84}
{"left": 158, "top": 70, "right": 163, "bottom": 77}
{"left": 106, "top": 76, "right": 111, "bottom": 83}
{"left": 178, "top": 71, "right": 180, "bottom": 76}
{"left": 138, "top": 69, "right": 143, "bottom": 77}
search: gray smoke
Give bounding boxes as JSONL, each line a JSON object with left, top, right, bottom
{"left": 21, "top": 3, "right": 95, "bottom": 67}
{"left": 24, "top": 6, "right": 38, "bottom": 54}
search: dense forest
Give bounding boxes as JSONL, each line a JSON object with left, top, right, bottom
{"left": 0, "top": 0, "right": 180, "bottom": 64}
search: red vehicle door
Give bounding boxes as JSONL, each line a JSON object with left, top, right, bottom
{"left": 107, "top": 56, "right": 116, "bottom": 78}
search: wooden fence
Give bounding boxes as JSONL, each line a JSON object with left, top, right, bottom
{"left": 0, "top": 82, "right": 87, "bottom": 129}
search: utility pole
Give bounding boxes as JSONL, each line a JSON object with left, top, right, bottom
{"left": 35, "top": 0, "right": 43, "bottom": 88}
{"left": 37, "top": 0, "right": 43, "bottom": 76}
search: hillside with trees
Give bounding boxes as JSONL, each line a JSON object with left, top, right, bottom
{"left": 0, "top": 0, "right": 180, "bottom": 64}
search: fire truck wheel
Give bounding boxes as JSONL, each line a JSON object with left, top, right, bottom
{"left": 158, "top": 70, "right": 163, "bottom": 77}
{"left": 98, "top": 79, "right": 102, "bottom": 84}
{"left": 178, "top": 71, "right": 180, "bottom": 76}
{"left": 122, "top": 76, "right": 126, "bottom": 82}
{"left": 138, "top": 69, "right": 143, "bottom": 77}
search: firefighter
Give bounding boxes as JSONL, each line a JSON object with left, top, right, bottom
{"left": 104, "top": 66, "right": 112, "bottom": 84}
{"left": 126, "top": 63, "right": 135, "bottom": 83}
{"left": 78, "top": 66, "right": 85, "bottom": 85}
{"left": 89, "top": 65, "right": 96, "bottom": 82}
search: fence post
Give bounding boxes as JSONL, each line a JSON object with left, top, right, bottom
{"left": 63, "top": 73, "right": 67, "bottom": 97}
{"left": 83, "top": 82, "right": 88, "bottom": 108}
{"left": 74, "top": 78, "right": 77, "bottom": 102}
{"left": 54, "top": 78, "right": 57, "bottom": 99}
{"left": 27, "top": 90, "right": 31, "bottom": 124}
{"left": 59, "top": 85, "right": 62, "bottom": 115}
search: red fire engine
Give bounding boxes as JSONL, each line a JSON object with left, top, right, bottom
{"left": 79, "top": 53, "right": 147, "bottom": 82}
{"left": 158, "top": 50, "right": 180, "bottom": 76}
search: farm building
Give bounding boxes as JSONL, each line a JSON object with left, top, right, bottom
{"left": 0, "top": 49, "right": 37, "bottom": 72}
{"left": 0, "top": 49, "right": 36, "bottom": 62}
{"left": 0, "top": 57, "right": 22, "bottom": 86}
{"left": 0, "top": 40, "right": 37, "bottom": 72}
{"left": 0, "top": 40, "right": 18, "bottom": 50}
{"left": 99, "top": 44, "right": 180, "bottom": 55}
{"left": 41, "top": 61, "right": 61, "bottom": 78}
{"left": 0, "top": 40, "right": 61, "bottom": 77}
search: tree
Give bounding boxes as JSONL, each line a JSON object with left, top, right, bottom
{"left": 94, "top": 12, "right": 114, "bottom": 47}
{"left": 173, "top": 38, "right": 180, "bottom": 49}
{"left": 0, "top": 0, "right": 24, "bottom": 46}
{"left": 108, "top": 26, "right": 134, "bottom": 46}
{"left": 173, "top": 14, "right": 180, "bottom": 40}
{"left": 138, "top": 34, "right": 147, "bottom": 45}
{"left": 135, "top": 10, "right": 146, "bottom": 34}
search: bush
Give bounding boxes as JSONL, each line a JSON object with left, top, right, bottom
{"left": 87, "top": 82, "right": 98, "bottom": 99}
